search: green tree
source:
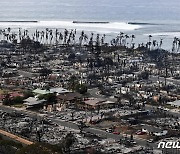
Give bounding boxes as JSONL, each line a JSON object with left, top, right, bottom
{"left": 2, "top": 93, "right": 11, "bottom": 105}
{"left": 38, "top": 93, "right": 57, "bottom": 105}
{"left": 68, "top": 75, "right": 79, "bottom": 91}
{"left": 23, "top": 90, "right": 34, "bottom": 99}
{"left": 139, "top": 71, "right": 149, "bottom": 80}
{"left": 12, "top": 96, "right": 24, "bottom": 105}
{"left": 39, "top": 68, "right": 52, "bottom": 76}
{"left": 75, "top": 84, "right": 87, "bottom": 94}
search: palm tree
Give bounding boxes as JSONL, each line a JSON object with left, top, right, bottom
{"left": 72, "top": 33, "right": 76, "bottom": 45}
{"left": 55, "top": 29, "right": 58, "bottom": 44}
{"left": 64, "top": 29, "right": 68, "bottom": 44}
{"left": 131, "top": 43, "right": 135, "bottom": 49}
{"left": 177, "top": 39, "right": 180, "bottom": 53}
{"left": 96, "top": 34, "right": 100, "bottom": 45}
{"left": 59, "top": 32, "right": 63, "bottom": 45}
{"left": 49, "top": 29, "right": 53, "bottom": 45}
{"left": 68, "top": 29, "right": 74, "bottom": 45}
{"left": 147, "top": 41, "right": 151, "bottom": 50}
{"left": 40, "top": 31, "right": 45, "bottom": 43}
{"left": 172, "top": 37, "right": 178, "bottom": 52}
{"left": 124, "top": 34, "right": 129, "bottom": 47}
{"left": 152, "top": 40, "right": 157, "bottom": 49}
{"left": 159, "top": 38, "right": 163, "bottom": 49}
{"left": 7, "top": 27, "right": 11, "bottom": 33}
{"left": 148, "top": 35, "right": 152, "bottom": 42}
{"left": 84, "top": 34, "right": 88, "bottom": 44}
{"left": 45, "top": 28, "right": 49, "bottom": 44}
{"left": 119, "top": 32, "right": 124, "bottom": 46}
{"left": 79, "top": 30, "right": 85, "bottom": 47}
{"left": 131, "top": 34, "right": 135, "bottom": 44}
{"left": 101, "top": 34, "right": 106, "bottom": 45}
{"left": 147, "top": 35, "right": 152, "bottom": 50}
{"left": 89, "top": 33, "right": 94, "bottom": 53}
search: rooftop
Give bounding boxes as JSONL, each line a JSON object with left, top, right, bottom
{"left": 167, "top": 100, "right": 180, "bottom": 107}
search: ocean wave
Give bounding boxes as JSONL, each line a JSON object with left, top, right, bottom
{"left": 0, "top": 20, "right": 141, "bottom": 33}
{"left": 144, "top": 32, "right": 180, "bottom": 37}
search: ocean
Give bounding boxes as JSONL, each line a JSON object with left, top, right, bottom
{"left": 0, "top": 0, "right": 180, "bottom": 50}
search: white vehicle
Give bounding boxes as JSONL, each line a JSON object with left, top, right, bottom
{"left": 147, "top": 139, "right": 154, "bottom": 143}
{"left": 163, "top": 108, "right": 170, "bottom": 111}
{"left": 106, "top": 128, "right": 113, "bottom": 133}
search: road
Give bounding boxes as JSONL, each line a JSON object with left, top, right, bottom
{"left": 0, "top": 105, "right": 158, "bottom": 149}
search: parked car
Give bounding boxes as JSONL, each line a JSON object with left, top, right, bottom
{"left": 113, "top": 131, "right": 120, "bottom": 135}
{"left": 131, "top": 141, "right": 137, "bottom": 144}
{"left": 136, "top": 131, "right": 146, "bottom": 135}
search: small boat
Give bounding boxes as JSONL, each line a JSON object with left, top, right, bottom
{"left": 0, "top": 21, "right": 38, "bottom": 23}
